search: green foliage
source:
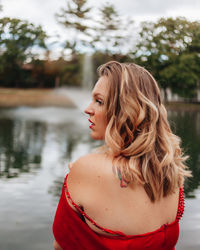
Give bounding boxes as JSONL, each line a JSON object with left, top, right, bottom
{"left": 29, "top": 56, "right": 83, "bottom": 88}
{"left": 160, "top": 53, "right": 200, "bottom": 97}
{"left": 0, "top": 17, "right": 47, "bottom": 87}
{"left": 56, "top": 1, "right": 134, "bottom": 56}
{"left": 56, "top": 0, "right": 91, "bottom": 52}
{"left": 99, "top": 4, "right": 120, "bottom": 30}
{"left": 56, "top": 0, "right": 91, "bottom": 31}
{"left": 134, "top": 17, "right": 200, "bottom": 98}
{"left": 92, "top": 3, "right": 129, "bottom": 54}
{"left": 61, "top": 54, "right": 82, "bottom": 86}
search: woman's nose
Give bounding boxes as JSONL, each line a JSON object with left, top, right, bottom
{"left": 84, "top": 103, "right": 94, "bottom": 115}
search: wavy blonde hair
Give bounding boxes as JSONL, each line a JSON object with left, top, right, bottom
{"left": 98, "top": 61, "right": 191, "bottom": 202}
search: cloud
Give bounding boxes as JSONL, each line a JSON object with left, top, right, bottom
{"left": 108, "top": 0, "right": 200, "bottom": 16}
{"left": 88, "top": 0, "right": 200, "bottom": 21}
{"left": 2, "top": 0, "right": 66, "bottom": 35}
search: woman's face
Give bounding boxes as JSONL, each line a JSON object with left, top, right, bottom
{"left": 84, "top": 76, "right": 108, "bottom": 140}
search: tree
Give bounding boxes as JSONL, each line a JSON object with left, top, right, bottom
{"left": 134, "top": 17, "right": 200, "bottom": 99}
{"left": 160, "top": 53, "right": 200, "bottom": 97}
{"left": 56, "top": 0, "right": 92, "bottom": 54}
{"left": 92, "top": 3, "right": 134, "bottom": 55}
{"left": 56, "top": 1, "right": 134, "bottom": 56}
{"left": 0, "top": 17, "right": 47, "bottom": 87}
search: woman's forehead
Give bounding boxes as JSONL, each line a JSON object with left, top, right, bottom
{"left": 92, "top": 76, "right": 109, "bottom": 97}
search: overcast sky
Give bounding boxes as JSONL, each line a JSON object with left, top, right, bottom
{"left": 1, "top": 0, "right": 200, "bottom": 58}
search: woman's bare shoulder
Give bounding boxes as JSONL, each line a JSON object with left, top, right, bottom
{"left": 68, "top": 153, "right": 111, "bottom": 183}
{"left": 69, "top": 153, "right": 111, "bottom": 177}
{"left": 67, "top": 153, "right": 112, "bottom": 206}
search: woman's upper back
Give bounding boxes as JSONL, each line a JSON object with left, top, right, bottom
{"left": 67, "top": 153, "right": 181, "bottom": 236}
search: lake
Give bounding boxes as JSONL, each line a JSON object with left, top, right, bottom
{"left": 0, "top": 106, "right": 199, "bottom": 250}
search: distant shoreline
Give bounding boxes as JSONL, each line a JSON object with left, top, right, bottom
{"left": 0, "top": 88, "right": 200, "bottom": 110}
{"left": 0, "top": 88, "right": 76, "bottom": 108}
{"left": 165, "top": 102, "right": 200, "bottom": 111}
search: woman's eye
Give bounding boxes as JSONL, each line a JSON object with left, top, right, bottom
{"left": 96, "top": 99, "right": 103, "bottom": 105}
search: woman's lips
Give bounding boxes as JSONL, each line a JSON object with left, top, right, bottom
{"left": 88, "top": 119, "right": 95, "bottom": 128}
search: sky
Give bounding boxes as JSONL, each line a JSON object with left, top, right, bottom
{"left": 1, "top": 0, "right": 200, "bottom": 58}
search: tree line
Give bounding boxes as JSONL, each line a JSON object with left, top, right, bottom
{"left": 0, "top": 0, "right": 200, "bottom": 99}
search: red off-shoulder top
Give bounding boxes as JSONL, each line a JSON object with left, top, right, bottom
{"left": 53, "top": 174, "right": 184, "bottom": 250}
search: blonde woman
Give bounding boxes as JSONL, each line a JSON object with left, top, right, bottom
{"left": 53, "top": 61, "right": 191, "bottom": 250}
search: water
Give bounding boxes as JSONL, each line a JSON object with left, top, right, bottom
{"left": 0, "top": 106, "right": 199, "bottom": 250}
{"left": 168, "top": 110, "right": 200, "bottom": 250}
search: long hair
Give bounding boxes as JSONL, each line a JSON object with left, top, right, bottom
{"left": 98, "top": 61, "right": 191, "bottom": 202}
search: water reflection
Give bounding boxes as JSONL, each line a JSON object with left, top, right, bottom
{"left": 0, "top": 107, "right": 199, "bottom": 198}
{"left": 168, "top": 110, "right": 200, "bottom": 198}
{"left": 0, "top": 108, "right": 83, "bottom": 178}
{"left": 0, "top": 119, "right": 43, "bottom": 178}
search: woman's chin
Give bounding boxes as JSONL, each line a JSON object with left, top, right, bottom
{"left": 90, "top": 132, "right": 104, "bottom": 140}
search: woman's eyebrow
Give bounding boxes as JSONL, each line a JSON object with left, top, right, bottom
{"left": 92, "top": 92, "right": 104, "bottom": 98}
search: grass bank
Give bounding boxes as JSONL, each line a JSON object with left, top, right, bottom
{"left": 165, "top": 102, "right": 200, "bottom": 111}
{"left": 0, "top": 88, "right": 76, "bottom": 108}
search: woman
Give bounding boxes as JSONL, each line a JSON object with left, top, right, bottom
{"left": 53, "top": 61, "right": 191, "bottom": 250}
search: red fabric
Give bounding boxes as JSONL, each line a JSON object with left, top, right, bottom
{"left": 53, "top": 174, "right": 184, "bottom": 250}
